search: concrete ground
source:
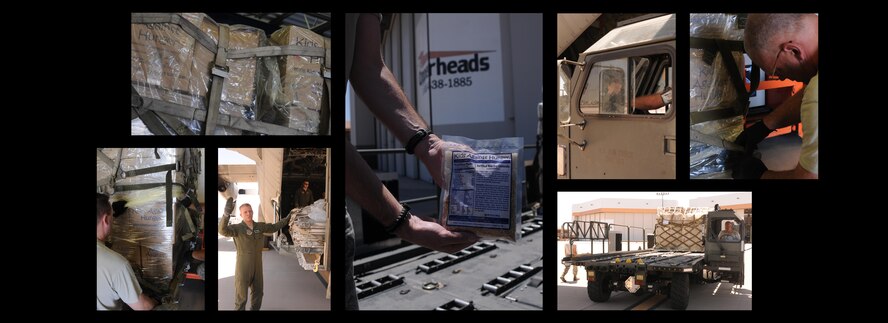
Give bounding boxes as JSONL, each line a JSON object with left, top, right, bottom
{"left": 176, "top": 278, "right": 205, "bottom": 310}
{"left": 218, "top": 225, "right": 330, "bottom": 311}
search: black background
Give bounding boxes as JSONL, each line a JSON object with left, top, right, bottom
{"left": 80, "top": 1, "right": 847, "bottom": 319}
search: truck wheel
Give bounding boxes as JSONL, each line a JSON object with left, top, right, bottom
{"left": 587, "top": 272, "right": 611, "bottom": 302}
{"left": 670, "top": 273, "right": 689, "bottom": 310}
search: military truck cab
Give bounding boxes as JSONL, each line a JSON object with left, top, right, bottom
{"left": 558, "top": 14, "right": 676, "bottom": 179}
{"left": 704, "top": 208, "right": 746, "bottom": 284}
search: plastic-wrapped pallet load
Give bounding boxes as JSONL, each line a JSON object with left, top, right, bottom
{"left": 689, "top": 13, "right": 746, "bottom": 179}
{"left": 202, "top": 25, "right": 265, "bottom": 130}
{"left": 288, "top": 199, "right": 327, "bottom": 270}
{"left": 439, "top": 136, "right": 523, "bottom": 242}
{"left": 653, "top": 207, "right": 708, "bottom": 252}
{"left": 97, "top": 149, "right": 183, "bottom": 288}
{"left": 131, "top": 13, "right": 266, "bottom": 135}
{"left": 268, "top": 26, "right": 328, "bottom": 135}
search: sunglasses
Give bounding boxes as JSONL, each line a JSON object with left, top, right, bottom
{"left": 770, "top": 41, "right": 792, "bottom": 76}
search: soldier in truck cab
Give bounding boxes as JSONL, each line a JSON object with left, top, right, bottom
{"left": 601, "top": 70, "right": 671, "bottom": 114}
{"left": 718, "top": 221, "right": 741, "bottom": 241}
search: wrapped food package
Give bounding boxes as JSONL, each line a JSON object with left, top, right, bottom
{"left": 440, "top": 136, "right": 524, "bottom": 242}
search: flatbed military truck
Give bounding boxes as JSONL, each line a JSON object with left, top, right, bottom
{"left": 562, "top": 206, "right": 746, "bottom": 309}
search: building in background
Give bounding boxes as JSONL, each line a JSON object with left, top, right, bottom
{"left": 348, "top": 13, "right": 542, "bottom": 183}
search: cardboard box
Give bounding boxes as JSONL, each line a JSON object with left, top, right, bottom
{"left": 270, "top": 26, "right": 327, "bottom": 133}
{"left": 111, "top": 201, "right": 175, "bottom": 287}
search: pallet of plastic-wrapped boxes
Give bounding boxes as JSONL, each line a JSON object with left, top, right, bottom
{"left": 96, "top": 148, "right": 200, "bottom": 291}
{"left": 131, "top": 13, "right": 264, "bottom": 135}
{"left": 288, "top": 199, "right": 327, "bottom": 270}
{"left": 689, "top": 13, "right": 748, "bottom": 178}
{"left": 131, "top": 13, "right": 330, "bottom": 135}
{"left": 653, "top": 207, "right": 708, "bottom": 252}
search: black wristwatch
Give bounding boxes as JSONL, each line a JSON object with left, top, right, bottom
{"left": 385, "top": 203, "right": 411, "bottom": 234}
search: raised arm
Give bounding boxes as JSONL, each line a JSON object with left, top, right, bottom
{"left": 265, "top": 213, "right": 292, "bottom": 233}
{"left": 218, "top": 198, "right": 237, "bottom": 237}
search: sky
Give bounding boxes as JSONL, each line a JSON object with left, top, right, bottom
{"left": 556, "top": 192, "right": 748, "bottom": 226}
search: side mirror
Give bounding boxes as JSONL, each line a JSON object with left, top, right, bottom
{"left": 557, "top": 58, "right": 586, "bottom": 122}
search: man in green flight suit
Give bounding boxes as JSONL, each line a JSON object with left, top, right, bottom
{"left": 297, "top": 180, "right": 314, "bottom": 208}
{"left": 219, "top": 198, "right": 291, "bottom": 310}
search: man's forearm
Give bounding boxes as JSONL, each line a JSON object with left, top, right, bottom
{"left": 634, "top": 93, "right": 665, "bottom": 110}
{"left": 762, "top": 89, "right": 803, "bottom": 130}
{"left": 350, "top": 13, "right": 429, "bottom": 145}
{"left": 268, "top": 215, "right": 291, "bottom": 232}
{"left": 129, "top": 293, "right": 156, "bottom": 311}
{"left": 345, "top": 140, "right": 402, "bottom": 228}
{"left": 219, "top": 215, "right": 234, "bottom": 237}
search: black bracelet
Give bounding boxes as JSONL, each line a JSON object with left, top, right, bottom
{"left": 405, "top": 129, "right": 431, "bottom": 155}
{"left": 385, "top": 203, "right": 411, "bottom": 234}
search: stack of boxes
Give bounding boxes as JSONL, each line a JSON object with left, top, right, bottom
{"left": 131, "top": 13, "right": 328, "bottom": 135}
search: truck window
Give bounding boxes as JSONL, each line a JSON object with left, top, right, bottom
{"left": 714, "top": 219, "right": 741, "bottom": 242}
{"left": 579, "top": 58, "right": 627, "bottom": 115}
{"left": 579, "top": 54, "right": 672, "bottom": 116}
{"left": 632, "top": 54, "right": 671, "bottom": 115}
{"left": 558, "top": 65, "right": 571, "bottom": 123}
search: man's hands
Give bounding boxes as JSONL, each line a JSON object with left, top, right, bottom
{"left": 660, "top": 88, "right": 672, "bottom": 105}
{"left": 728, "top": 121, "right": 773, "bottom": 179}
{"left": 224, "top": 198, "right": 235, "bottom": 216}
{"left": 734, "top": 121, "right": 773, "bottom": 153}
{"left": 128, "top": 293, "right": 157, "bottom": 311}
{"left": 415, "top": 134, "right": 446, "bottom": 187}
{"left": 414, "top": 134, "right": 472, "bottom": 188}
{"left": 395, "top": 215, "right": 479, "bottom": 254}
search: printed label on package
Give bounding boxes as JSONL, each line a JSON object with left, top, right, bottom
{"left": 446, "top": 151, "right": 512, "bottom": 229}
